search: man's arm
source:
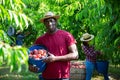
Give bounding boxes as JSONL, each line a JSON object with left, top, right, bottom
{"left": 43, "top": 44, "right": 79, "bottom": 63}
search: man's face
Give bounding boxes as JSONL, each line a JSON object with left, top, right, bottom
{"left": 44, "top": 18, "right": 57, "bottom": 33}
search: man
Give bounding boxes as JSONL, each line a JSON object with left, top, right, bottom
{"left": 29, "top": 11, "right": 79, "bottom": 80}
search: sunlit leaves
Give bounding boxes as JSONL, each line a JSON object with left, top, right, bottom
{"left": 1, "top": 0, "right": 32, "bottom": 31}
{"left": 0, "top": 30, "right": 10, "bottom": 43}
{"left": 0, "top": 5, "right": 10, "bottom": 20}
{"left": 0, "top": 42, "right": 28, "bottom": 72}
{"left": 38, "top": 2, "right": 49, "bottom": 14}
{"left": 1, "top": 0, "right": 26, "bottom": 11}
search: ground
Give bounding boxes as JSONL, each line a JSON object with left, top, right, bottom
{"left": 0, "top": 64, "right": 120, "bottom": 80}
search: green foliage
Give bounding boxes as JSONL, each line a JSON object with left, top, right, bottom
{"left": 0, "top": 0, "right": 32, "bottom": 72}
{"left": 0, "top": 30, "right": 28, "bottom": 72}
{"left": 0, "top": 42, "right": 28, "bottom": 72}
{"left": 1, "top": 0, "right": 120, "bottom": 72}
{"left": 93, "top": 0, "right": 120, "bottom": 64}
{"left": 0, "top": 30, "right": 11, "bottom": 43}
{"left": 0, "top": 0, "right": 32, "bottom": 31}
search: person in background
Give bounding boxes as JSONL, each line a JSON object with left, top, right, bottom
{"left": 16, "top": 31, "right": 30, "bottom": 45}
{"left": 80, "top": 33, "right": 102, "bottom": 80}
{"left": 29, "top": 11, "right": 79, "bottom": 80}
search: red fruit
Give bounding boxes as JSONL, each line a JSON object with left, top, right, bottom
{"left": 29, "top": 49, "right": 47, "bottom": 60}
{"left": 30, "top": 51, "right": 34, "bottom": 55}
{"left": 77, "top": 65, "right": 81, "bottom": 68}
{"left": 33, "top": 49, "right": 38, "bottom": 55}
{"left": 38, "top": 49, "right": 42, "bottom": 54}
{"left": 29, "top": 54, "right": 32, "bottom": 58}
{"left": 33, "top": 55, "right": 37, "bottom": 58}
{"left": 41, "top": 52, "right": 46, "bottom": 57}
{"left": 81, "top": 65, "right": 86, "bottom": 68}
{"left": 38, "top": 54, "right": 41, "bottom": 58}
{"left": 43, "top": 50, "right": 46, "bottom": 54}
{"left": 38, "top": 49, "right": 46, "bottom": 57}
{"left": 75, "top": 65, "right": 79, "bottom": 68}
{"left": 72, "top": 65, "right": 75, "bottom": 68}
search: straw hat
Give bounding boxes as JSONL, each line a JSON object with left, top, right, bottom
{"left": 80, "top": 33, "right": 94, "bottom": 42}
{"left": 40, "top": 12, "right": 60, "bottom": 23}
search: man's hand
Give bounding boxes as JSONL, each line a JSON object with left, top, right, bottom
{"left": 28, "top": 64, "right": 39, "bottom": 73}
{"left": 43, "top": 52, "right": 56, "bottom": 63}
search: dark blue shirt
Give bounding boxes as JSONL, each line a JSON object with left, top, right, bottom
{"left": 16, "top": 34, "right": 25, "bottom": 45}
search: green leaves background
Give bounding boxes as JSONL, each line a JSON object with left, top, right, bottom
{"left": 0, "top": 0, "right": 120, "bottom": 72}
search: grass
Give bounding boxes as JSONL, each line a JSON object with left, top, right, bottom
{"left": 0, "top": 64, "right": 39, "bottom": 80}
{"left": 91, "top": 64, "right": 120, "bottom": 80}
{"left": 0, "top": 63, "right": 120, "bottom": 80}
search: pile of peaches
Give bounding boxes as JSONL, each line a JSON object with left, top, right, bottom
{"left": 70, "top": 62, "right": 86, "bottom": 69}
{"left": 29, "top": 49, "right": 47, "bottom": 60}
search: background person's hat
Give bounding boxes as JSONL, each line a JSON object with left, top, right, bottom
{"left": 40, "top": 12, "right": 60, "bottom": 23}
{"left": 80, "top": 33, "right": 94, "bottom": 42}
